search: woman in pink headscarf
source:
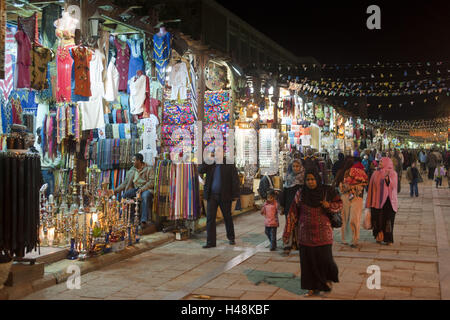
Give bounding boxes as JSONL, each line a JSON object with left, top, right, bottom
{"left": 366, "top": 157, "right": 398, "bottom": 245}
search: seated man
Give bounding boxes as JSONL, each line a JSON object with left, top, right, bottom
{"left": 113, "top": 153, "right": 155, "bottom": 226}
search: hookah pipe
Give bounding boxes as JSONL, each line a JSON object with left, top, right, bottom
{"left": 134, "top": 195, "right": 140, "bottom": 243}
{"left": 78, "top": 182, "right": 89, "bottom": 260}
{"left": 127, "top": 200, "right": 133, "bottom": 246}
{"left": 39, "top": 184, "right": 49, "bottom": 245}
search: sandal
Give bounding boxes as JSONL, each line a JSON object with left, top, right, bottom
{"left": 304, "top": 290, "right": 316, "bottom": 297}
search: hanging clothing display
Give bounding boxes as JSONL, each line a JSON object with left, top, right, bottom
{"left": 114, "top": 38, "right": 130, "bottom": 92}
{"left": 168, "top": 61, "right": 189, "bottom": 101}
{"left": 71, "top": 46, "right": 92, "bottom": 99}
{"left": 104, "top": 56, "right": 119, "bottom": 102}
{"left": 129, "top": 74, "right": 147, "bottom": 115}
{"left": 78, "top": 49, "right": 105, "bottom": 131}
{"left": 169, "top": 163, "right": 200, "bottom": 221}
{"left": 41, "top": 3, "right": 61, "bottom": 49}
{"left": 188, "top": 55, "right": 198, "bottom": 120}
{"left": 153, "top": 32, "right": 172, "bottom": 86}
{"left": 30, "top": 45, "right": 54, "bottom": 91}
{"left": 152, "top": 160, "right": 200, "bottom": 220}
{"left": 0, "top": 26, "right": 16, "bottom": 102}
{"left": 139, "top": 114, "right": 159, "bottom": 165}
{"left": 17, "top": 13, "right": 39, "bottom": 46}
{"left": 127, "top": 38, "right": 145, "bottom": 82}
{"left": 56, "top": 45, "right": 74, "bottom": 102}
{"left": 14, "top": 30, "right": 32, "bottom": 89}
{"left": 0, "top": 152, "right": 41, "bottom": 258}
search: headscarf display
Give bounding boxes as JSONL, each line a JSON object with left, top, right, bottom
{"left": 283, "top": 159, "right": 305, "bottom": 188}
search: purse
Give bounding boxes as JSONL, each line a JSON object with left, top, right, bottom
{"left": 363, "top": 208, "right": 372, "bottom": 230}
{"left": 324, "top": 190, "right": 343, "bottom": 228}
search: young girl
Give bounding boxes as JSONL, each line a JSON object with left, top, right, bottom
{"left": 261, "top": 190, "right": 280, "bottom": 251}
{"left": 434, "top": 162, "right": 447, "bottom": 188}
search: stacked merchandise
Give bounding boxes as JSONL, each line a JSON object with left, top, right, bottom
{"left": 234, "top": 128, "right": 257, "bottom": 168}
{"left": 153, "top": 160, "right": 200, "bottom": 221}
{"left": 204, "top": 90, "right": 231, "bottom": 152}
{"left": 259, "top": 128, "right": 279, "bottom": 175}
{"left": 161, "top": 93, "right": 195, "bottom": 151}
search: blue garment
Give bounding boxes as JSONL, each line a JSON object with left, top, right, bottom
{"left": 409, "top": 182, "right": 418, "bottom": 197}
{"left": 120, "top": 93, "right": 130, "bottom": 111}
{"left": 123, "top": 188, "right": 153, "bottom": 223}
{"left": 362, "top": 159, "right": 370, "bottom": 173}
{"left": 265, "top": 226, "right": 277, "bottom": 249}
{"left": 419, "top": 152, "right": 427, "bottom": 163}
{"left": 127, "top": 39, "right": 145, "bottom": 84}
{"left": 153, "top": 32, "right": 172, "bottom": 86}
{"left": 119, "top": 123, "right": 126, "bottom": 139}
{"left": 211, "top": 165, "right": 222, "bottom": 194}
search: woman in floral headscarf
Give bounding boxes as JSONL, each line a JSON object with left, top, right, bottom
{"left": 280, "top": 159, "right": 305, "bottom": 255}
{"left": 366, "top": 157, "right": 398, "bottom": 245}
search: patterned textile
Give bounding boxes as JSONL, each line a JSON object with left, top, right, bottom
{"left": 153, "top": 32, "right": 171, "bottom": 86}
{"left": 0, "top": 25, "right": 15, "bottom": 101}
{"left": 283, "top": 188, "right": 343, "bottom": 247}
{"left": 114, "top": 38, "right": 130, "bottom": 92}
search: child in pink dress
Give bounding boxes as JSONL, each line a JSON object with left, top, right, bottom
{"left": 261, "top": 190, "right": 280, "bottom": 251}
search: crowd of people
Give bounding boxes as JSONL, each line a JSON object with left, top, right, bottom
{"left": 257, "top": 146, "right": 449, "bottom": 297}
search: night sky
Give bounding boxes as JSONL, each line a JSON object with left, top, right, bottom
{"left": 215, "top": 0, "right": 450, "bottom": 64}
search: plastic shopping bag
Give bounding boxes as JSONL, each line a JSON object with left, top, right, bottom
{"left": 363, "top": 208, "right": 372, "bottom": 230}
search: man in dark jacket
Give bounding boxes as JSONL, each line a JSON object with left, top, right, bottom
{"left": 332, "top": 152, "right": 345, "bottom": 178}
{"left": 199, "top": 154, "right": 240, "bottom": 248}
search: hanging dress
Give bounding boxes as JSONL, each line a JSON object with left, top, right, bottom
{"left": 114, "top": 38, "right": 130, "bottom": 92}
{"left": 56, "top": 44, "right": 74, "bottom": 102}
{"left": 127, "top": 38, "right": 145, "bottom": 84}
{"left": 30, "top": 45, "right": 54, "bottom": 91}
{"left": 129, "top": 74, "right": 147, "bottom": 115}
{"left": 71, "top": 46, "right": 92, "bottom": 102}
{"left": 14, "top": 30, "right": 32, "bottom": 89}
{"left": 153, "top": 32, "right": 172, "bottom": 86}
{"left": 104, "top": 56, "right": 120, "bottom": 102}
{"left": 77, "top": 49, "right": 105, "bottom": 131}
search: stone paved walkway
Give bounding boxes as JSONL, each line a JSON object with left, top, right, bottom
{"left": 22, "top": 175, "right": 450, "bottom": 300}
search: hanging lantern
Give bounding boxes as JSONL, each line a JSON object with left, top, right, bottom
{"left": 88, "top": 10, "right": 105, "bottom": 39}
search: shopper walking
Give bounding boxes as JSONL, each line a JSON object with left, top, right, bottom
{"left": 418, "top": 150, "right": 427, "bottom": 173}
{"left": 366, "top": 157, "right": 398, "bottom": 245}
{"left": 334, "top": 157, "right": 368, "bottom": 247}
{"left": 332, "top": 152, "right": 345, "bottom": 178}
{"left": 391, "top": 150, "right": 403, "bottom": 193}
{"left": 280, "top": 159, "right": 305, "bottom": 255}
{"left": 426, "top": 150, "right": 438, "bottom": 180}
{"left": 199, "top": 152, "right": 240, "bottom": 248}
{"left": 406, "top": 161, "right": 421, "bottom": 197}
{"left": 261, "top": 190, "right": 280, "bottom": 251}
{"left": 434, "top": 162, "right": 446, "bottom": 188}
{"left": 283, "top": 169, "right": 342, "bottom": 297}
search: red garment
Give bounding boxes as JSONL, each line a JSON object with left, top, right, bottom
{"left": 56, "top": 45, "right": 75, "bottom": 102}
{"left": 141, "top": 76, "right": 151, "bottom": 119}
{"left": 283, "top": 189, "right": 343, "bottom": 247}
{"left": 149, "top": 98, "right": 160, "bottom": 121}
{"left": 18, "top": 13, "right": 39, "bottom": 46}
{"left": 114, "top": 39, "right": 130, "bottom": 92}
{"left": 72, "top": 46, "right": 92, "bottom": 97}
{"left": 14, "top": 30, "right": 32, "bottom": 89}
{"left": 261, "top": 200, "right": 279, "bottom": 227}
